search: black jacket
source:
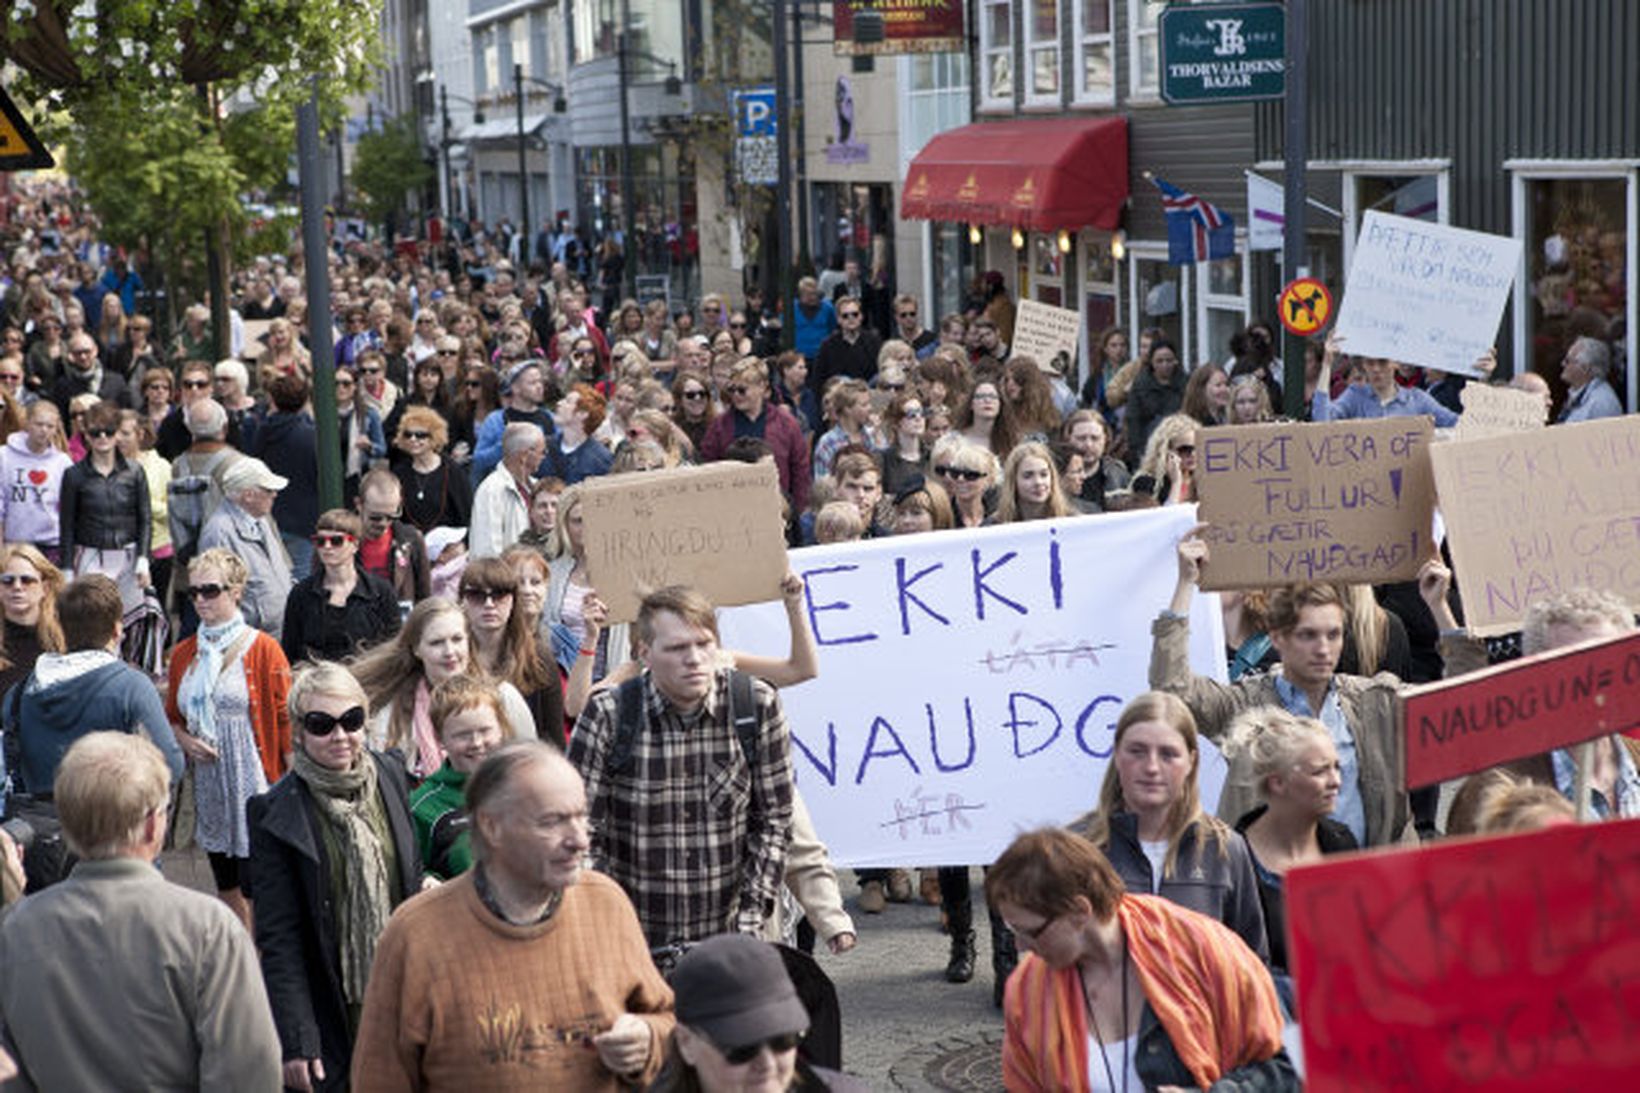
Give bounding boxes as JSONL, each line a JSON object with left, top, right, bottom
{"left": 58, "top": 452, "right": 150, "bottom": 564}
{"left": 52, "top": 367, "right": 131, "bottom": 418}
{"left": 1234, "top": 805, "right": 1358, "bottom": 972}
{"left": 280, "top": 567, "right": 402, "bottom": 665}
{"left": 810, "top": 328, "right": 883, "bottom": 394}
{"left": 1096, "top": 810, "right": 1270, "bottom": 963}
{"left": 249, "top": 410, "right": 320, "bottom": 539}
{"left": 247, "top": 751, "right": 421, "bottom": 1088}
{"left": 1124, "top": 368, "right": 1185, "bottom": 458}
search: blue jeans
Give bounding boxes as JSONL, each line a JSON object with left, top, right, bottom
{"left": 283, "top": 531, "right": 314, "bottom": 583}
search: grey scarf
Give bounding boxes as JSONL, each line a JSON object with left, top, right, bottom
{"left": 292, "top": 747, "right": 390, "bottom": 1004}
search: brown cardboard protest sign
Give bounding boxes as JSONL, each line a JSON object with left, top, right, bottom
{"left": 1286, "top": 818, "right": 1640, "bottom": 1091}
{"left": 1454, "top": 382, "right": 1548, "bottom": 440}
{"left": 1195, "top": 418, "right": 1435, "bottom": 589}
{"left": 1010, "top": 299, "right": 1081, "bottom": 376}
{"left": 1429, "top": 415, "right": 1640, "bottom": 636}
{"left": 580, "top": 461, "right": 788, "bottom": 622}
{"left": 1401, "top": 629, "right": 1640, "bottom": 788}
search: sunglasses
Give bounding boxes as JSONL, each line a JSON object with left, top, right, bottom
{"left": 335, "top": 378, "right": 356, "bottom": 388}
{"left": 144, "top": 382, "right": 170, "bottom": 391}
{"left": 301, "top": 705, "right": 367, "bottom": 737}
{"left": 360, "top": 366, "right": 382, "bottom": 375}
{"left": 0, "top": 573, "right": 40, "bottom": 587}
{"left": 729, "top": 321, "right": 746, "bottom": 329}
{"left": 935, "top": 464, "right": 985, "bottom": 482}
{"left": 190, "top": 583, "right": 228, "bottom": 601}
{"left": 726, "top": 384, "right": 754, "bottom": 397}
{"left": 839, "top": 311, "right": 861, "bottom": 320}
{"left": 898, "top": 311, "right": 917, "bottom": 320}
{"left": 182, "top": 379, "right": 211, "bottom": 390}
{"left": 901, "top": 407, "right": 925, "bottom": 418}
{"left": 0, "top": 374, "right": 21, "bottom": 383}
{"left": 718, "top": 1031, "right": 806, "bottom": 1066}
{"left": 880, "top": 381, "right": 906, "bottom": 392}
{"left": 401, "top": 430, "right": 431, "bottom": 441}
{"left": 311, "top": 532, "right": 355, "bottom": 548}
{"left": 1172, "top": 444, "right": 1196, "bottom": 456}
{"left": 86, "top": 427, "right": 115, "bottom": 439}
{"left": 439, "top": 349, "right": 460, "bottom": 356}
{"left": 1005, "top": 913, "right": 1061, "bottom": 944}
{"left": 462, "top": 586, "right": 514, "bottom": 605}
{"left": 682, "top": 389, "right": 708, "bottom": 401}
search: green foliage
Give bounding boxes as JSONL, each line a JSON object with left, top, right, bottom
{"left": 5, "top": 0, "right": 381, "bottom": 303}
{"left": 350, "top": 114, "right": 434, "bottom": 230}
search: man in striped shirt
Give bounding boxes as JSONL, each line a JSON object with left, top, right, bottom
{"left": 569, "top": 585, "right": 794, "bottom": 950}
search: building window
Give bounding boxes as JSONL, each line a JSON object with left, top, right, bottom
{"left": 1024, "top": 0, "right": 1060, "bottom": 105}
{"left": 1514, "top": 172, "right": 1633, "bottom": 415}
{"left": 902, "top": 50, "right": 971, "bottom": 174}
{"left": 1130, "top": 245, "right": 1188, "bottom": 364}
{"left": 1128, "top": 0, "right": 1166, "bottom": 99}
{"left": 980, "top": 0, "right": 1014, "bottom": 109}
{"left": 1198, "top": 251, "right": 1248, "bottom": 368}
{"left": 478, "top": 27, "right": 499, "bottom": 96}
{"left": 1075, "top": 0, "right": 1114, "bottom": 103}
{"left": 1081, "top": 233, "right": 1119, "bottom": 394}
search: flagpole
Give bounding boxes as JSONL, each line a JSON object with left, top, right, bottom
{"left": 1281, "top": 0, "right": 1309, "bottom": 418}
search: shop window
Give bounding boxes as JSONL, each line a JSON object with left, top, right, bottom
{"left": 1199, "top": 252, "right": 1248, "bottom": 367}
{"left": 1131, "top": 248, "right": 1187, "bottom": 363}
{"left": 1521, "top": 176, "right": 1630, "bottom": 413}
{"left": 1081, "top": 234, "right": 1119, "bottom": 393}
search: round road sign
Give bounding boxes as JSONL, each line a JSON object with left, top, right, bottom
{"left": 1278, "top": 277, "right": 1333, "bottom": 337}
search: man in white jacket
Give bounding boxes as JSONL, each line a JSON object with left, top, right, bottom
{"left": 470, "top": 422, "right": 543, "bottom": 558}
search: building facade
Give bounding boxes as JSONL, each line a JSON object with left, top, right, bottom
{"left": 1254, "top": 0, "right": 1640, "bottom": 413}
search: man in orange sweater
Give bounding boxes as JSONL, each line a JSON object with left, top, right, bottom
{"left": 351, "top": 742, "right": 674, "bottom": 1091}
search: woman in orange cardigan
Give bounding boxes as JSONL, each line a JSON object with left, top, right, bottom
{"left": 986, "top": 828, "right": 1296, "bottom": 1093}
{"left": 167, "top": 546, "right": 292, "bottom": 928}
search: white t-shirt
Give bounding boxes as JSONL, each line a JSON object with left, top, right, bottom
{"left": 1139, "top": 839, "right": 1169, "bottom": 893}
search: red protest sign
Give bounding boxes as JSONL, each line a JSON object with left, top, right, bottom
{"left": 1401, "top": 630, "right": 1640, "bottom": 788}
{"left": 1286, "top": 819, "right": 1640, "bottom": 1091}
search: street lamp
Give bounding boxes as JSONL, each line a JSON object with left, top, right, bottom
{"left": 513, "top": 63, "right": 568, "bottom": 265}
{"left": 617, "top": 16, "right": 684, "bottom": 301}
{"left": 439, "top": 85, "right": 484, "bottom": 226}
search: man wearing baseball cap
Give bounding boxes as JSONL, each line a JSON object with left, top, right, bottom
{"left": 198, "top": 456, "right": 294, "bottom": 636}
{"left": 655, "top": 933, "right": 867, "bottom": 1092}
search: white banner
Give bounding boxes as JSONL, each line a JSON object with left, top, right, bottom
{"left": 718, "top": 507, "right": 1228, "bottom": 867}
{"left": 1333, "top": 211, "right": 1521, "bottom": 377}
{"left": 1247, "top": 171, "right": 1285, "bottom": 251}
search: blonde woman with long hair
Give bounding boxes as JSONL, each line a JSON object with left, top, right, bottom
{"left": 1077, "top": 691, "right": 1269, "bottom": 961}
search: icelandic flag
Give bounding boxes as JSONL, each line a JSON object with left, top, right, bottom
{"left": 1153, "top": 176, "right": 1236, "bottom": 265}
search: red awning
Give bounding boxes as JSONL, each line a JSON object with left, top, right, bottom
{"left": 900, "top": 117, "right": 1128, "bottom": 232}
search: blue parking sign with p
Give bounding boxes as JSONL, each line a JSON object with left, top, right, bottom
{"left": 735, "top": 88, "right": 777, "bottom": 138}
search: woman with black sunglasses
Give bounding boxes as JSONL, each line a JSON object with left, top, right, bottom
{"left": 165, "top": 547, "right": 293, "bottom": 930}
{"left": 459, "top": 557, "right": 565, "bottom": 747}
{"left": 281, "top": 509, "right": 402, "bottom": 666}
{"left": 57, "top": 399, "right": 151, "bottom": 612}
{"left": 248, "top": 661, "right": 422, "bottom": 1093}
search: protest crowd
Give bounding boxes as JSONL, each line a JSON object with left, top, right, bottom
{"left": 0, "top": 176, "right": 1635, "bottom": 1092}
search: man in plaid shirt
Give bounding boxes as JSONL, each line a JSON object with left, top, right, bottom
{"left": 569, "top": 585, "right": 794, "bottom": 949}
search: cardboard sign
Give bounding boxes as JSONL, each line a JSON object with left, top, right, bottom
{"left": 1401, "top": 629, "right": 1640, "bottom": 788}
{"left": 579, "top": 462, "right": 788, "bottom": 622}
{"left": 717, "top": 507, "right": 1229, "bottom": 866}
{"left": 1429, "top": 415, "right": 1640, "bottom": 636}
{"left": 1333, "top": 211, "right": 1522, "bottom": 376}
{"left": 1195, "top": 418, "right": 1435, "bottom": 589}
{"left": 1011, "top": 299, "right": 1082, "bottom": 378}
{"left": 1454, "top": 382, "right": 1549, "bottom": 440}
{"left": 1286, "top": 818, "right": 1640, "bottom": 1091}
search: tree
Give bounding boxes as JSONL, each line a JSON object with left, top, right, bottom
{"left": 351, "top": 115, "right": 434, "bottom": 236}
{"left": 2, "top": 0, "right": 380, "bottom": 334}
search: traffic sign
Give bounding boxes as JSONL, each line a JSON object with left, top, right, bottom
{"left": 0, "top": 87, "right": 54, "bottom": 171}
{"left": 1278, "top": 277, "right": 1332, "bottom": 337}
{"left": 733, "top": 87, "right": 777, "bottom": 139}
{"left": 1160, "top": 2, "right": 1286, "bottom": 105}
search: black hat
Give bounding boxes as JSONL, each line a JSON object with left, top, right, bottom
{"left": 670, "top": 935, "right": 809, "bottom": 1050}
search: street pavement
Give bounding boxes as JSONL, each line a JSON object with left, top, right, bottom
{"left": 815, "top": 869, "right": 1007, "bottom": 1091}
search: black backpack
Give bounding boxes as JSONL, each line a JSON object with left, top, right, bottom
{"left": 607, "top": 670, "right": 760, "bottom": 775}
